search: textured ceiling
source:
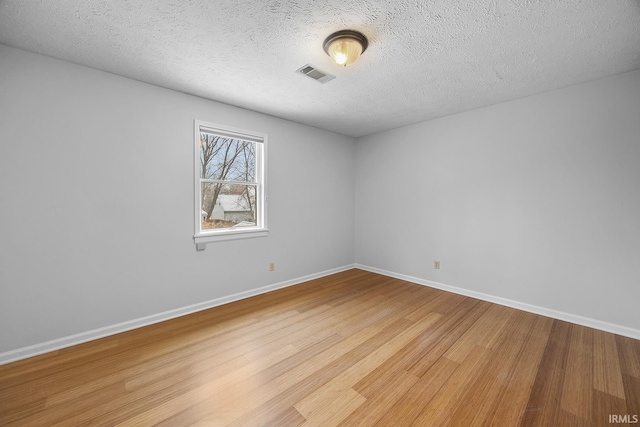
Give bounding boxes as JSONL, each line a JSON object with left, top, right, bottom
{"left": 1, "top": 0, "right": 639, "bottom": 137}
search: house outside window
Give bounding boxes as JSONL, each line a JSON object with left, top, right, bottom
{"left": 194, "top": 120, "right": 267, "bottom": 249}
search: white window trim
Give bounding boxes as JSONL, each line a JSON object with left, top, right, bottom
{"left": 194, "top": 120, "right": 268, "bottom": 250}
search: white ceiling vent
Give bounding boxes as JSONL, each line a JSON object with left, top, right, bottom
{"left": 296, "top": 64, "right": 335, "bottom": 84}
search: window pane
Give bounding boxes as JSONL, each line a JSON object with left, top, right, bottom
{"left": 194, "top": 120, "right": 267, "bottom": 246}
{"left": 201, "top": 182, "right": 257, "bottom": 230}
{"left": 199, "top": 134, "right": 256, "bottom": 182}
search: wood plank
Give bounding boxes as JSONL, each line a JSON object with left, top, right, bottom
{"left": 215, "top": 316, "right": 421, "bottom": 426}
{"left": 113, "top": 344, "right": 300, "bottom": 426}
{"left": 224, "top": 317, "right": 421, "bottom": 426}
{"left": 151, "top": 334, "right": 345, "bottom": 427}
{"left": 447, "top": 310, "right": 535, "bottom": 426}
{"left": 443, "top": 303, "right": 516, "bottom": 363}
{"left": 410, "top": 346, "right": 493, "bottom": 426}
{"left": 405, "top": 298, "right": 490, "bottom": 377}
{"left": 294, "top": 312, "right": 441, "bottom": 422}
{"left": 0, "top": 398, "right": 47, "bottom": 426}
{"left": 592, "top": 389, "right": 628, "bottom": 427}
{"left": 299, "top": 388, "right": 366, "bottom": 427}
{"left": 593, "top": 329, "right": 626, "bottom": 399}
{"left": 621, "top": 374, "right": 640, "bottom": 420}
{"left": 522, "top": 320, "right": 572, "bottom": 427}
{"left": 616, "top": 335, "right": 640, "bottom": 378}
{"left": 337, "top": 369, "right": 418, "bottom": 426}
{"left": 373, "top": 356, "right": 460, "bottom": 426}
{"left": 561, "top": 324, "right": 593, "bottom": 420}
{"left": 1, "top": 269, "right": 638, "bottom": 426}
{"left": 488, "top": 314, "right": 553, "bottom": 426}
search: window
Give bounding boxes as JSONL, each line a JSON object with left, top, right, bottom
{"left": 194, "top": 120, "right": 267, "bottom": 249}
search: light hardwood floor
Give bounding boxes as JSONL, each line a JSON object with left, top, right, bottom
{"left": 1, "top": 269, "right": 639, "bottom": 426}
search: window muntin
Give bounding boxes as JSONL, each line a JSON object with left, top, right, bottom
{"left": 194, "top": 121, "right": 267, "bottom": 247}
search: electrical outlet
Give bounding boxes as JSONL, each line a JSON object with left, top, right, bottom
{"left": 269, "top": 262, "right": 275, "bottom": 272}
{"left": 434, "top": 260, "right": 440, "bottom": 269}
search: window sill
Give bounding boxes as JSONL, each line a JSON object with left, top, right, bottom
{"left": 194, "top": 228, "right": 269, "bottom": 250}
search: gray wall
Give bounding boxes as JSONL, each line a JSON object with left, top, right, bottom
{"left": 355, "top": 69, "right": 640, "bottom": 331}
{"left": 2, "top": 43, "right": 639, "bottom": 357}
{"left": 0, "top": 45, "right": 355, "bottom": 353}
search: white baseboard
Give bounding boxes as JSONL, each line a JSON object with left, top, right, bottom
{"left": 0, "top": 264, "right": 356, "bottom": 366}
{"left": 355, "top": 264, "right": 640, "bottom": 340}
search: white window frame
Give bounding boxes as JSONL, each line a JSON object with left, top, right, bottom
{"left": 194, "top": 120, "right": 268, "bottom": 250}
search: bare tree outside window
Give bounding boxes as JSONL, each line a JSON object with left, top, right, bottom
{"left": 200, "top": 133, "right": 257, "bottom": 230}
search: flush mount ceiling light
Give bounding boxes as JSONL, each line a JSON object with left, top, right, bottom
{"left": 323, "top": 30, "right": 368, "bottom": 67}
